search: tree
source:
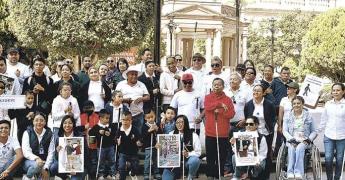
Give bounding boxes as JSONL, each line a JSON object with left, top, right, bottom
{"left": 301, "top": 8, "right": 345, "bottom": 82}
{"left": 7, "top": 0, "right": 154, "bottom": 57}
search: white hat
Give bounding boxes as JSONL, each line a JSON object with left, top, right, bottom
{"left": 122, "top": 65, "right": 140, "bottom": 79}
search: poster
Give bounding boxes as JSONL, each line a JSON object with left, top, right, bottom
{"left": 0, "top": 74, "right": 15, "bottom": 95}
{"left": 58, "top": 137, "right": 84, "bottom": 173}
{"left": 298, "top": 75, "right": 324, "bottom": 108}
{"left": 234, "top": 131, "right": 259, "bottom": 166}
{"left": 157, "top": 134, "right": 181, "bottom": 168}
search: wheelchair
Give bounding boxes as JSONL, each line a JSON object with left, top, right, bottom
{"left": 275, "top": 141, "right": 322, "bottom": 180}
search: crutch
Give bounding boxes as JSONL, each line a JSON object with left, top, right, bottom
{"left": 149, "top": 133, "right": 153, "bottom": 180}
{"left": 215, "top": 111, "right": 221, "bottom": 180}
{"left": 96, "top": 135, "right": 104, "bottom": 179}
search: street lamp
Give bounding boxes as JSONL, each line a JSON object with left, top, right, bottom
{"left": 166, "top": 18, "right": 181, "bottom": 56}
{"left": 269, "top": 18, "right": 276, "bottom": 66}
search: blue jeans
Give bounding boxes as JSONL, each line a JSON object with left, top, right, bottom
{"left": 50, "top": 159, "right": 83, "bottom": 180}
{"left": 132, "top": 113, "right": 144, "bottom": 135}
{"left": 97, "top": 146, "right": 116, "bottom": 176}
{"left": 162, "top": 156, "right": 201, "bottom": 180}
{"left": 287, "top": 142, "right": 307, "bottom": 175}
{"left": 23, "top": 160, "right": 43, "bottom": 178}
{"left": 144, "top": 148, "right": 160, "bottom": 178}
{"left": 118, "top": 153, "right": 139, "bottom": 180}
{"left": 88, "top": 148, "right": 98, "bottom": 177}
{"left": 0, "top": 156, "right": 17, "bottom": 178}
{"left": 324, "top": 135, "right": 345, "bottom": 180}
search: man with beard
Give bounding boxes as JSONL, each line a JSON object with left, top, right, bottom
{"left": 77, "top": 56, "right": 92, "bottom": 87}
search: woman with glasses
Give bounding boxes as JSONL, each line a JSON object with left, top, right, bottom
{"left": 230, "top": 116, "right": 267, "bottom": 180}
{"left": 202, "top": 56, "right": 229, "bottom": 95}
{"left": 283, "top": 96, "right": 316, "bottom": 179}
{"left": 174, "top": 54, "right": 187, "bottom": 72}
{"left": 80, "top": 67, "right": 111, "bottom": 113}
{"left": 318, "top": 83, "right": 345, "bottom": 180}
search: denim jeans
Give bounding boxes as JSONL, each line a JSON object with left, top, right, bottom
{"left": 324, "top": 135, "right": 345, "bottom": 180}
{"left": 118, "top": 153, "right": 139, "bottom": 180}
{"left": 0, "top": 156, "right": 17, "bottom": 178}
{"left": 224, "top": 124, "right": 244, "bottom": 173}
{"left": 287, "top": 142, "right": 307, "bottom": 175}
{"left": 162, "top": 156, "right": 201, "bottom": 180}
{"left": 23, "top": 160, "right": 43, "bottom": 178}
{"left": 132, "top": 113, "right": 144, "bottom": 135}
{"left": 144, "top": 148, "right": 160, "bottom": 177}
{"left": 88, "top": 148, "right": 98, "bottom": 177}
{"left": 97, "top": 146, "right": 116, "bottom": 176}
{"left": 50, "top": 159, "right": 83, "bottom": 180}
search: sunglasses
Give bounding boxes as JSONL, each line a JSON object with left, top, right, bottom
{"left": 182, "top": 81, "right": 193, "bottom": 85}
{"left": 107, "top": 60, "right": 114, "bottom": 63}
{"left": 193, "top": 58, "right": 202, "bottom": 62}
{"left": 246, "top": 123, "right": 255, "bottom": 126}
{"left": 0, "top": 86, "right": 5, "bottom": 89}
{"left": 176, "top": 59, "right": 183, "bottom": 61}
{"left": 211, "top": 64, "right": 220, "bottom": 68}
{"left": 66, "top": 61, "right": 73, "bottom": 64}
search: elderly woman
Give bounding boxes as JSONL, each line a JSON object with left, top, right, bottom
{"left": 283, "top": 96, "right": 316, "bottom": 179}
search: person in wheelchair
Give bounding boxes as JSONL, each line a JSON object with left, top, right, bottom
{"left": 283, "top": 96, "right": 317, "bottom": 179}
{"left": 230, "top": 116, "right": 267, "bottom": 180}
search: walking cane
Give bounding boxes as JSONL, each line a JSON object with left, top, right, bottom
{"left": 114, "top": 108, "right": 121, "bottom": 176}
{"left": 149, "top": 133, "right": 153, "bottom": 180}
{"left": 215, "top": 111, "right": 221, "bottom": 180}
{"left": 96, "top": 135, "right": 104, "bottom": 179}
{"left": 182, "top": 141, "right": 185, "bottom": 180}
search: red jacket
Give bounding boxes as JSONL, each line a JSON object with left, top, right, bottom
{"left": 204, "top": 92, "right": 235, "bottom": 137}
{"left": 80, "top": 112, "right": 99, "bottom": 149}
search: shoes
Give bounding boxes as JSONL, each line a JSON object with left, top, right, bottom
{"left": 295, "top": 173, "right": 303, "bottom": 179}
{"left": 287, "top": 173, "right": 294, "bottom": 179}
{"left": 98, "top": 175, "right": 105, "bottom": 180}
{"left": 231, "top": 177, "right": 240, "bottom": 180}
{"left": 22, "top": 175, "right": 35, "bottom": 180}
{"left": 154, "top": 174, "right": 162, "bottom": 180}
{"left": 106, "top": 175, "right": 116, "bottom": 180}
{"left": 129, "top": 171, "right": 138, "bottom": 180}
{"left": 144, "top": 175, "right": 149, "bottom": 180}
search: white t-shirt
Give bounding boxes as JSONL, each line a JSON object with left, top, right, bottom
{"left": 203, "top": 72, "right": 230, "bottom": 96}
{"left": 5, "top": 60, "right": 28, "bottom": 85}
{"left": 170, "top": 90, "right": 204, "bottom": 129}
{"left": 116, "top": 80, "right": 149, "bottom": 116}
{"left": 224, "top": 87, "right": 251, "bottom": 123}
{"left": 280, "top": 97, "right": 292, "bottom": 121}
{"left": 88, "top": 80, "right": 105, "bottom": 112}
{"left": 185, "top": 68, "right": 207, "bottom": 94}
{"left": 0, "top": 136, "right": 21, "bottom": 169}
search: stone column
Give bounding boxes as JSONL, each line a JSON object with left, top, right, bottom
{"left": 205, "top": 30, "right": 213, "bottom": 69}
{"left": 213, "top": 29, "right": 222, "bottom": 58}
{"left": 242, "top": 28, "right": 249, "bottom": 63}
{"left": 166, "top": 32, "right": 171, "bottom": 57}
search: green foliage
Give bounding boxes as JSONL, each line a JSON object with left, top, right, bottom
{"left": 8, "top": 0, "right": 154, "bottom": 58}
{"left": 301, "top": 8, "right": 345, "bottom": 82}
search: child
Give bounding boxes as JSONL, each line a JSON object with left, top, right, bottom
{"left": 79, "top": 100, "right": 99, "bottom": 177}
{"left": 8, "top": 90, "right": 36, "bottom": 143}
{"left": 142, "top": 111, "right": 162, "bottom": 180}
{"left": 160, "top": 106, "right": 176, "bottom": 134}
{"left": 105, "top": 90, "right": 129, "bottom": 128}
{"left": 116, "top": 110, "right": 141, "bottom": 180}
{"left": 51, "top": 82, "right": 80, "bottom": 132}
{"left": 89, "top": 109, "right": 117, "bottom": 179}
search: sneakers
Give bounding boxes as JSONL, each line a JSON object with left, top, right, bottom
{"left": 287, "top": 173, "right": 294, "bottom": 179}
{"left": 98, "top": 175, "right": 105, "bottom": 180}
{"left": 295, "top": 173, "right": 303, "bottom": 179}
{"left": 106, "top": 175, "right": 116, "bottom": 180}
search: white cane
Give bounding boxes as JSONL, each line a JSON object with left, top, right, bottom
{"left": 215, "top": 111, "right": 221, "bottom": 180}
{"left": 114, "top": 108, "right": 121, "bottom": 177}
{"left": 182, "top": 142, "right": 185, "bottom": 180}
{"left": 96, "top": 135, "right": 104, "bottom": 179}
{"left": 149, "top": 133, "right": 153, "bottom": 180}
{"left": 340, "top": 148, "right": 345, "bottom": 180}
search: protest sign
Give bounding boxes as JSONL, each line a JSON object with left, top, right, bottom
{"left": 0, "top": 95, "right": 25, "bottom": 109}
{"left": 299, "top": 75, "right": 324, "bottom": 108}
{"left": 234, "top": 131, "right": 259, "bottom": 166}
{"left": 157, "top": 134, "right": 181, "bottom": 168}
{"left": 58, "top": 137, "right": 84, "bottom": 173}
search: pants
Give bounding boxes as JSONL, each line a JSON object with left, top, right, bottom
{"left": 0, "top": 156, "right": 17, "bottom": 179}
{"left": 132, "top": 113, "right": 144, "bottom": 135}
{"left": 50, "top": 159, "right": 83, "bottom": 180}
{"left": 23, "top": 160, "right": 43, "bottom": 178}
{"left": 162, "top": 156, "right": 201, "bottom": 180}
{"left": 144, "top": 148, "right": 160, "bottom": 178}
{"left": 205, "top": 136, "right": 228, "bottom": 178}
{"left": 88, "top": 148, "right": 98, "bottom": 177}
{"left": 232, "top": 155, "right": 266, "bottom": 178}
{"left": 287, "top": 142, "right": 307, "bottom": 175}
{"left": 324, "top": 135, "right": 345, "bottom": 180}
{"left": 97, "top": 146, "right": 116, "bottom": 176}
{"left": 263, "top": 134, "right": 273, "bottom": 179}
{"left": 224, "top": 124, "right": 244, "bottom": 173}
{"left": 118, "top": 153, "right": 139, "bottom": 180}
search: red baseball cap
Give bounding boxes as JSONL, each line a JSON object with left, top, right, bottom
{"left": 182, "top": 73, "right": 193, "bottom": 81}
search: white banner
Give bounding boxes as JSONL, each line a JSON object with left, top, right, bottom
{"left": 234, "top": 131, "right": 260, "bottom": 166}
{"left": 298, "top": 75, "right": 324, "bottom": 108}
{"left": 0, "top": 95, "right": 25, "bottom": 109}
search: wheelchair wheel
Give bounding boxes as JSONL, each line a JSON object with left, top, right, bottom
{"left": 276, "top": 142, "right": 287, "bottom": 180}
{"left": 311, "top": 145, "right": 322, "bottom": 180}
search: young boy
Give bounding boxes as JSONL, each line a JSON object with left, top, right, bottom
{"left": 79, "top": 100, "right": 99, "bottom": 177}
{"left": 142, "top": 111, "right": 162, "bottom": 180}
{"left": 105, "top": 90, "right": 129, "bottom": 127}
{"left": 8, "top": 90, "right": 36, "bottom": 143}
{"left": 51, "top": 82, "right": 80, "bottom": 132}
{"left": 116, "top": 110, "right": 141, "bottom": 180}
{"left": 160, "top": 106, "right": 176, "bottom": 134}
{"left": 89, "top": 109, "right": 117, "bottom": 179}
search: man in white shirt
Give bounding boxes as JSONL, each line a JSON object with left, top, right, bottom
{"left": 203, "top": 56, "right": 230, "bottom": 96}
{"left": 240, "top": 67, "right": 259, "bottom": 100}
{"left": 170, "top": 73, "right": 204, "bottom": 135}
{"left": 0, "top": 56, "right": 21, "bottom": 95}
{"left": 133, "top": 48, "right": 152, "bottom": 74}
{"left": 160, "top": 56, "right": 183, "bottom": 111}
{"left": 115, "top": 66, "right": 150, "bottom": 135}
{"left": 185, "top": 53, "right": 207, "bottom": 94}
{"left": 0, "top": 120, "right": 23, "bottom": 179}
{"left": 5, "top": 48, "right": 28, "bottom": 87}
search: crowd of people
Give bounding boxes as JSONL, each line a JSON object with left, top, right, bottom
{"left": 0, "top": 47, "right": 344, "bottom": 180}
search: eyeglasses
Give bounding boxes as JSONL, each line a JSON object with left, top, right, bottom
{"left": 182, "top": 81, "right": 193, "bottom": 85}
{"left": 66, "top": 61, "right": 73, "bottom": 64}
{"left": 245, "top": 123, "right": 255, "bottom": 126}
{"left": 193, "top": 58, "right": 202, "bottom": 62}
{"left": 211, "top": 64, "right": 221, "bottom": 68}
{"left": 0, "top": 86, "right": 5, "bottom": 89}
{"left": 107, "top": 60, "right": 114, "bottom": 63}
{"left": 34, "top": 63, "right": 44, "bottom": 67}
{"left": 246, "top": 72, "right": 254, "bottom": 75}
{"left": 176, "top": 59, "right": 183, "bottom": 61}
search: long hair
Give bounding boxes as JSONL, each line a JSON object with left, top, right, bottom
{"left": 173, "top": 115, "right": 193, "bottom": 145}
{"left": 58, "top": 115, "right": 77, "bottom": 137}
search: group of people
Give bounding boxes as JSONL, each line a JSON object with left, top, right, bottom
{"left": 0, "top": 46, "right": 344, "bottom": 180}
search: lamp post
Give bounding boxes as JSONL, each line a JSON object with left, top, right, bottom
{"left": 154, "top": 0, "right": 161, "bottom": 65}
{"left": 166, "top": 18, "right": 180, "bottom": 56}
{"left": 236, "top": 0, "right": 240, "bottom": 65}
{"left": 269, "top": 18, "right": 276, "bottom": 66}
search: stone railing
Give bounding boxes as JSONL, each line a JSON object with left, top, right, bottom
{"left": 245, "top": 0, "right": 336, "bottom": 12}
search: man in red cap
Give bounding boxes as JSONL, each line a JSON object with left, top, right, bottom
{"left": 170, "top": 73, "right": 204, "bottom": 134}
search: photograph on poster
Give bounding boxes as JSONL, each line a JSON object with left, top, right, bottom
{"left": 157, "top": 134, "right": 181, "bottom": 168}
{"left": 58, "top": 137, "right": 84, "bottom": 173}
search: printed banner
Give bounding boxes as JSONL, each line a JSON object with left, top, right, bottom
{"left": 0, "top": 95, "right": 25, "bottom": 109}
{"left": 234, "top": 131, "right": 260, "bottom": 166}
{"left": 157, "top": 134, "right": 181, "bottom": 168}
{"left": 58, "top": 137, "right": 84, "bottom": 173}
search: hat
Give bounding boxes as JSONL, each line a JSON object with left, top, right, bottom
{"left": 236, "top": 64, "right": 246, "bottom": 70}
{"left": 286, "top": 82, "right": 299, "bottom": 89}
{"left": 182, "top": 73, "right": 193, "bottom": 81}
{"left": 192, "top": 53, "right": 206, "bottom": 64}
{"left": 122, "top": 65, "right": 139, "bottom": 79}
{"left": 7, "top": 48, "right": 19, "bottom": 54}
